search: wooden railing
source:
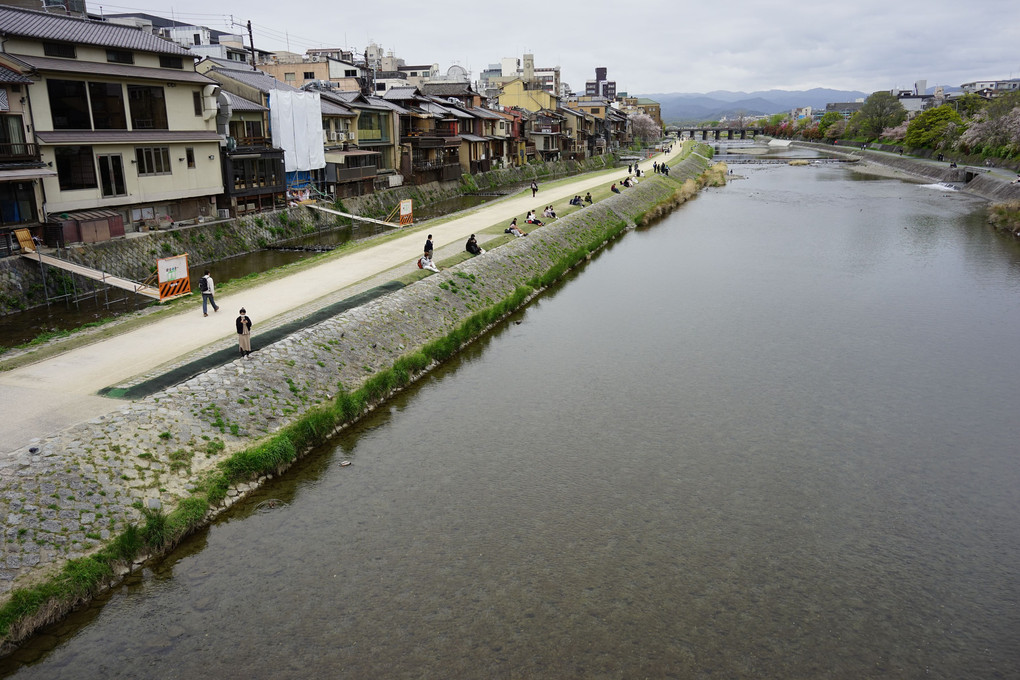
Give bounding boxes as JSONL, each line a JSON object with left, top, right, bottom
{"left": 0, "top": 142, "right": 39, "bottom": 161}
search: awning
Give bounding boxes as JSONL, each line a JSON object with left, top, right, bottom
{"left": 0, "top": 167, "right": 57, "bottom": 180}
{"left": 459, "top": 134, "right": 487, "bottom": 142}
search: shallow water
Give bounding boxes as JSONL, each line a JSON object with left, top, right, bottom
{"left": 4, "top": 158, "right": 1020, "bottom": 678}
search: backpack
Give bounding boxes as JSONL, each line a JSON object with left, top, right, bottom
{"left": 198, "top": 276, "right": 208, "bottom": 292}
{"left": 417, "top": 258, "right": 424, "bottom": 269}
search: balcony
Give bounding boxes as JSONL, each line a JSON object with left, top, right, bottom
{"left": 0, "top": 142, "right": 39, "bottom": 162}
{"left": 335, "top": 166, "right": 377, "bottom": 182}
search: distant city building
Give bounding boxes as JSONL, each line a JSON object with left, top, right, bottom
{"left": 585, "top": 66, "right": 616, "bottom": 100}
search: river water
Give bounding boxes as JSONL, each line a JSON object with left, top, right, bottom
{"left": 3, "top": 152, "right": 1020, "bottom": 678}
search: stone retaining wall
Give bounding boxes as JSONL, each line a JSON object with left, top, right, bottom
{"left": 793, "top": 141, "right": 1020, "bottom": 202}
{"left": 0, "top": 151, "right": 713, "bottom": 607}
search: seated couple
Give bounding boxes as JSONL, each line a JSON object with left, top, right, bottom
{"left": 507, "top": 218, "right": 528, "bottom": 237}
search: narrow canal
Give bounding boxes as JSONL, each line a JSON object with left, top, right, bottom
{"left": 4, "top": 152, "right": 1019, "bottom": 678}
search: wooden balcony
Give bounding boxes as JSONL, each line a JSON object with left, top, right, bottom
{"left": 0, "top": 142, "right": 39, "bottom": 162}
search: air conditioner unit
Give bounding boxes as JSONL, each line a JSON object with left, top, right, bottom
{"left": 336, "top": 132, "right": 346, "bottom": 141}
{"left": 328, "top": 131, "right": 337, "bottom": 141}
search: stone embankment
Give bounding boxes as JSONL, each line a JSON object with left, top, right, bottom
{"left": 0, "top": 155, "right": 616, "bottom": 315}
{"left": 0, "top": 150, "right": 718, "bottom": 648}
{"left": 792, "top": 141, "right": 1020, "bottom": 203}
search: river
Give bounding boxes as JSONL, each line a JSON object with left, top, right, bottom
{"left": 3, "top": 149, "right": 1019, "bottom": 678}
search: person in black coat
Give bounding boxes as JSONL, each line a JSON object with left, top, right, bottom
{"left": 236, "top": 308, "right": 252, "bottom": 357}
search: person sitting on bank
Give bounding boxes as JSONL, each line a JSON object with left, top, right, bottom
{"left": 584, "top": 192, "right": 593, "bottom": 204}
{"left": 419, "top": 253, "right": 440, "bottom": 272}
{"left": 508, "top": 218, "right": 527, "bottom": 237}
{"left": 543, "top": 205, "right": 556, "bottom": 219}
{"left": 466, "top": 234, "right": 485, "bottom": 255}
{"left": 622, "top": 177, "right": 632, "bottom": 188}
{"left": 610, "top": 183, "right": 621, "bottom": 194}
{"left": 526, "top": 210, "right": 544, "bottom": 226}
{"left": 569, "top": 195, "right": 582, "bottom": 206}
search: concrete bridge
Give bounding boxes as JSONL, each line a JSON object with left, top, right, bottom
{"left": 671, "top": 127, "right": 763, "bottom": 141}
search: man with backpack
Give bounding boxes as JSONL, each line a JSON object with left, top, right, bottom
{"left": 199, "top": 270, "right": 219, "bottom": 316}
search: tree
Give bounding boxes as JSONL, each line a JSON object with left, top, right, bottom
{"left": 904, "top": 105, "right": 964, "bottom": 149}
{"left": 824, "top": 119, "right": 847, "bottom": 140}
{"left": 960, "top": 92, "right": 1020, "bottom": 157}
{"left": 855, "top": 91, "right": 907, "bottom": 138}
{"left": 817, "top": 111, "right": 843, "bottom": 135}
{"left": 629, "top": 113, "right": 660, "bottom": 142}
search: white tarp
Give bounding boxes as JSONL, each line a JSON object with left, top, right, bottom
{"left": 269, "top": 90, "right": 326, "bottom": 172}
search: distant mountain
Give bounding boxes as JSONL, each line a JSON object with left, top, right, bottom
{"left": 640, "top": 88, "right": 870, "bottom": 123}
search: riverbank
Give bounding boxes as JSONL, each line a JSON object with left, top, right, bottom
{"left": 0, "top": 155, "right": 618, "bottom": 317}
{"left": 0, "top": 147, "right": 722, "bottom": 652}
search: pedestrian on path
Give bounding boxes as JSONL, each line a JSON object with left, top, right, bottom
{"left": 531, "top": 180, "right": 538, "bottom": 197}
{"left": 199, "top": 270, "right": 219, "bottom": 316}
{"left": 236, "top": 308, "right": 252, "bottom": 357}
{"left": 424, "top": 234, "right": 434, "bottom": 258}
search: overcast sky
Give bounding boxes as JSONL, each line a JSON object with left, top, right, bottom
{"left": 98, "top": 0, "right": 1019, "bottom": 95}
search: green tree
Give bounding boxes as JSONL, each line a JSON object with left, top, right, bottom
{"left": 957, "top": 93, "right": 986, "bottom": 118}
{"left": 904, "top": 105, "right": 964, "bottom": 149}
{"left": 855, "top": 91, "right": 907, "bottom": 137}
{"left": 817, "top": 111, "right": 843, "bottom": 135}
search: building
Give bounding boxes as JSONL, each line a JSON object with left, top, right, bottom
{"left": 585, "top": 66, "right": 616, "bottom": 100}
{"left": 0, "top": 5, "right": 224, "bottom": 241}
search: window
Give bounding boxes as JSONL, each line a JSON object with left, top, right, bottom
{"left": 97, "top": 154, "right": 126, "bottom": 197}
{"left": 193, "top": 91, "right": 203, "bottom": 116}
{"left": 284, "top": 73, "right": 296, "bottom": 82}
{"left": 186, "top": 147, "right": 195, "bottom": 168}
{"left": 43, "top": 42, "right": 76, "bottom": 59}
{"left": 47, "top": 80, "right": 91, "bottom": 129}
{"left": 88, "top": 82, "right": 127, "bottom": 129}
{"left": 193, "top": 34, "right": 202, "bottom": 45}
{"left": 159, "top": 55, "right": 184, "bottom": 69}
{"left": 106, "top": 50, "right": 133, "bottom": 64}
{"left": 135, "top": 146, "right": 171, "bottom": 175}
{"left": 344, "top": 69, "right": 357, "bottom": 77}
{"left": 304, "top": 71, "right": 315, "bottom": 80}
{"left": 127, "top": 85, "right": 168, "bottom": 129}
{"left": 55, "top": 146, "right": 97, "bottom": 190}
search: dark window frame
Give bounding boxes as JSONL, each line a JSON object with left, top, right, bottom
{"left": 43, "top": 42, "right": 76, "bottom": 59}
{"left": 159, "top": 55, "right": 184, "bottom": 69}
{"left": 55, "top": 145, "right": 98, "bottom": 190}
{"left": 135, "top": 146, "right": 172, "bottom": 176}
{"left": 127, "top": 85, "right": 168, "bottom": 130}
{"left": 106, "top": 49, "right": 134, "bottom": 65}
{"left": 97, "top": 153, "right": 127, "bottom": 197}
{"left": 47, "top": 79, "right": 91, "bottom": 130}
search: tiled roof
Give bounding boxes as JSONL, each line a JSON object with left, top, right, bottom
{"left": 211, "top": 67, "right": 297, "bottom": 93}
{"left": 382, "top": 86, "right": 419, "bottom": 100}
{"left": 35, "top": 130, "right": 220, "bottom": 144}
{"left": 10, "top": 53, "right": 214, "bottom": 84}
{"left": 0, "top": 64, "right": 32, "bottom": 84}
{"left": 0, "top": 6, "right": 191, "bottom": 55}
{"left": 222, "top": 91, "right": 266, "bottom": 112}
{"left": 321, "top": 99, "right": 355, "bottom": 117}
{"left": 420, "top": 82, "right": 478, "bottom": 97}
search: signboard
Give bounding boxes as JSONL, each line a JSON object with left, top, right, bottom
{"left": 399, "top": 199, "right": 413, "bottom": 226}
{"left": 157, "top": 253, "right": 190, "bottom": 300}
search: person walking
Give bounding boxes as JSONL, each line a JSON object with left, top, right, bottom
{"left": 424, "top": 234, "right": 434, "bottom": 258}
{"left": 531, "top": 180, "right": 538, "bottom": 197}
{"left": 236, "top": 308, "right": 252, "bottom": 357}
{"left": 199, "top": 270, "right": 219, "bottom": 316}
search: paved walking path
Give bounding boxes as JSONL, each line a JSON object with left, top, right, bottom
{"left": 0, "top": 146, "right": 683, "bottom": 455}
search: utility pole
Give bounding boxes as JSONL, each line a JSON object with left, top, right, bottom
{"left": 247, "top": 21, "right": 255, "bottom": 68}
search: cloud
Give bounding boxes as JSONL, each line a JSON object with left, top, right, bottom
{"left": 122, "top": 0, "right": 1020, "bottom": 94}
